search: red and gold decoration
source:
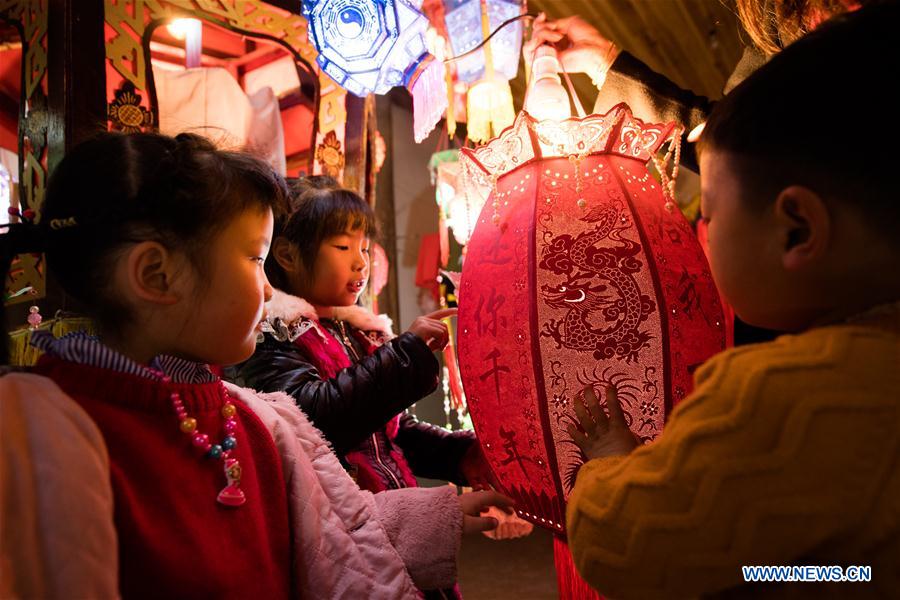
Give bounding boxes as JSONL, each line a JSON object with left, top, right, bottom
{"left": 102, "top": 0, "right": 349, "bottom": 180}
{"left": 457, "top": 104, "right": 727, "bottom": 597}
{"left": 315, "top": 130, "right": 345, "bottom": 179}
{"left": 108, "top": 82, "right": 154, "bottom": 133}
{"left": 2, "top": 0, "right": 49, "bottom": 305}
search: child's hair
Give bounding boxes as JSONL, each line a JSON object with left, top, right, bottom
{"left": 735, "top": 0, "right": 872, "bottom": 55}
{"left": 266, "top": 176, "right": 378, "bottom": 291}
{"left": 700, "top": 1, "right": 898, "bottom": 246}
{"left": 41, "top": 132, "right": 288, "bottom": 332}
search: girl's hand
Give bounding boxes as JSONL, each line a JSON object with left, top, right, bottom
{"left": 567, "top": 385, "right": 639, "bottom": 461}
{"left": 481, "top": 506, "right": 534, "bottom": 540}
{"left": 459, "top": 490, "right": 515, "bottom": 534}
{"left": 459, "top": 442, "right": 497, "bottom": 491}
{"left": 524, "top": 14, "right": 618, "bottom": 81}
{"left": 407, "top": 308, "right": 457, "bottom": 351}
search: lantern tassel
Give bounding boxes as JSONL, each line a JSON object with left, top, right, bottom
{"left": 466, "top": 78, "right": 515, "bottom": 143}
{"left": 445, "top": 62, "right": 457, "bottom": 139}
{"left": 553, "top": 536, "right": 603, "bottom": 600}
{"left": 411, "top": 58, "right": 449, "bottom": 143}
{"left": 651, "top": 128, "right": 684, "bottom": 210}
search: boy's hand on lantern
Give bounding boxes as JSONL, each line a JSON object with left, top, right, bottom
{"left": 524, "top": 14, "right": 618, "bottom": 79}
{"left": 459, "top": 490, "right": 515, "bottom": 534}
{"left": 567, "top": 385, "right": 639, "bottom": 460}
{"left": 407, "top": 308, "right": 456, "bottom": 351}
{"left": 459, "top": 442, "right": 498, "bottom": 491}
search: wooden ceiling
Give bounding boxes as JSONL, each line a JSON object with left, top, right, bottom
{"left": 511, "top": 0, "right": 746, "bottom": 107}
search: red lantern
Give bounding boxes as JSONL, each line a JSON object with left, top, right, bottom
{"left": 457, "top": 104, "right": 728, "bottom": 535}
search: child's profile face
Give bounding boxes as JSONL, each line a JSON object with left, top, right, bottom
{"left": 175, "top": 207, "right": 275, "bottom": 365}
{"left": 700, "top": 150, "right": 783, "bottom": 329}
{"left": 305, "top": 228, "right": 370, "bottom": 309}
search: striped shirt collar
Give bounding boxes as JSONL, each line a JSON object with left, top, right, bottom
{"left": 31, "top": 330, "right": 218, "bottom": 384}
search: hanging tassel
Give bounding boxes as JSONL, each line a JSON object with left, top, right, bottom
{"left": 445, "top": 61, "right": 457, "bottom": 139}
{"left": 553, "top": 536, "right": 603, "bottom": 600}
{"left": 465, "top": 78, "right": 515, "bottom": 143}
{"left": 465, "top": 0, "right": 515, "bottom": 143}
{"left": 411, "top": 57, "right": 449, "bottom": 143}
{"left": 650, "top": 127, "right": 684, "bottom": 212}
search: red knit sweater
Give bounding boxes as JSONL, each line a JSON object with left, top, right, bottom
{"left": 35, "top": 356, "right": 292, "bottom": 600}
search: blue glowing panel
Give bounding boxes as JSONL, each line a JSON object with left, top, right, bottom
{"left": 305, "top": 0, "right": 432, "bottom": 96}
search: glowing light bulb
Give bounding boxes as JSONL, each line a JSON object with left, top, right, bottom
{"left": 524, "top": 45, "right": 571, "bottom": 122}
{"left": 167, "top": 18, "right": 201, "bottom": 41}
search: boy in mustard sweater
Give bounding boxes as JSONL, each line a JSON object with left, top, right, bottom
{"left": 565, "top": 3, "right": 900, "bottom": 598}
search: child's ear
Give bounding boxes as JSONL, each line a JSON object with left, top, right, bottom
{"left": 774, "top": 185, "right": 831, "bottom": 271}
{"left": 124, "top": 241, "right": 182, "bottom": 305}
{"left": 272, "top": 237, "right": 301, "bottom": 273}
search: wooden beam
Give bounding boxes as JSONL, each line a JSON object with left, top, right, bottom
{"left": 48, "top": 0, "right": 107, "bottom": 164}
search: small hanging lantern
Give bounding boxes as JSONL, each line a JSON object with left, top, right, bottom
{"left": 459, "top": 0, "right": 519, "bottom": 143}
{"left": 304, "top": 0, "right": 447, "bottom": 141}
{"left": 430, "top": 148, "right": 480, "bottom": 248}
{"left": 443, "top": 0, "right": 523, "bottom": 83}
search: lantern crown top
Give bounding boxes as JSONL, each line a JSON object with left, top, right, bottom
{"left": 459, "top": 103, "right": 678, "bottom": 182}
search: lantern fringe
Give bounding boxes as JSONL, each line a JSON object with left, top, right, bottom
{"left": 650, "top": 127, "right": 684, "bottom": 208}
{"left": 553, "top": 536, "right": 603, "bottom": 600}
{"left": 412, "top": 59, "right": 450, "bottom": 143}
{"left": 466, "top": 78, "right": 515, "bottom": 143}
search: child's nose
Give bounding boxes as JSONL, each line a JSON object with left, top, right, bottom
{"left": 263, "top": 277, "right": 274, "bottom": 302}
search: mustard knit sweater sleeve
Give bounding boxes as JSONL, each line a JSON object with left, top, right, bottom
{"left": 566, "top": 324, "right": 900, "bottom": 599}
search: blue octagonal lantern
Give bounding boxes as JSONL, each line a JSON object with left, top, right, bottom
{"left": 304, "top": 0, "right": 433, "bottom": 96}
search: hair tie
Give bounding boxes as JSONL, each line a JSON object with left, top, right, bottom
{"left": 48, "top": 216, "right": 78, "bottom": 230}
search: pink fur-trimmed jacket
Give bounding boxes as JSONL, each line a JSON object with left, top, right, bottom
{"left": 1, "top": 371, "right": 463, "bottom": 598}
{"left": 226, "top": 384, "right": 464, "bottom": 596}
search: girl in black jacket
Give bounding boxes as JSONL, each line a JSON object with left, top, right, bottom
{"left": 231, "top": 177, "right": 494, "bottom": 502}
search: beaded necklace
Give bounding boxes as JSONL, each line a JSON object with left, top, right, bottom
{"left": 159, "top": 372, "right": 246, "bottom": 507}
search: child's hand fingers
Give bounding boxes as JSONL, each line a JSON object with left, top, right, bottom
{"left": 425, "top": 327, "right": 449, "bottom": 350}
{"left": 566, "top": 423, "right": 590, "bottom": 451}
{"left": 604, "top": 385, "right": 627, "bottom": 428}
{"left": 584, "top": 385, "right": 610, "bottom": 431}
{"left": 430, "top": 321, "right": 450, "bottom": 350}
{"left": 408, "top": 317, "right": 450, "bottom": 349}
{"left": 573, "top": 388, "right": 601, "bottom": 434}
{"left": 480, "top": 490, "right": 515, "bottom": 514}
{"left": 584, "top": 385, "right": 606, "bottom": 427}
{"left": 462, "top": 490, "right": 515, "bottom": 515}
{"left": 425, "top": 308, "right": 457, "bottom": 320}
{"left": 464, "top": 515, "right": 500, "bottom": 534}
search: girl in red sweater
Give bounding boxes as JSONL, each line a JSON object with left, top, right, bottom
{"left": 2, "top": 132, "right": 511, "bottom": 599}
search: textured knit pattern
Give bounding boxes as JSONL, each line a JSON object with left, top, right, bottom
{"left": 567, "top": 323, "right": 900, "bottom": 599}
{"left": 34, "top": 357, "right": 294, "bottom": 600}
